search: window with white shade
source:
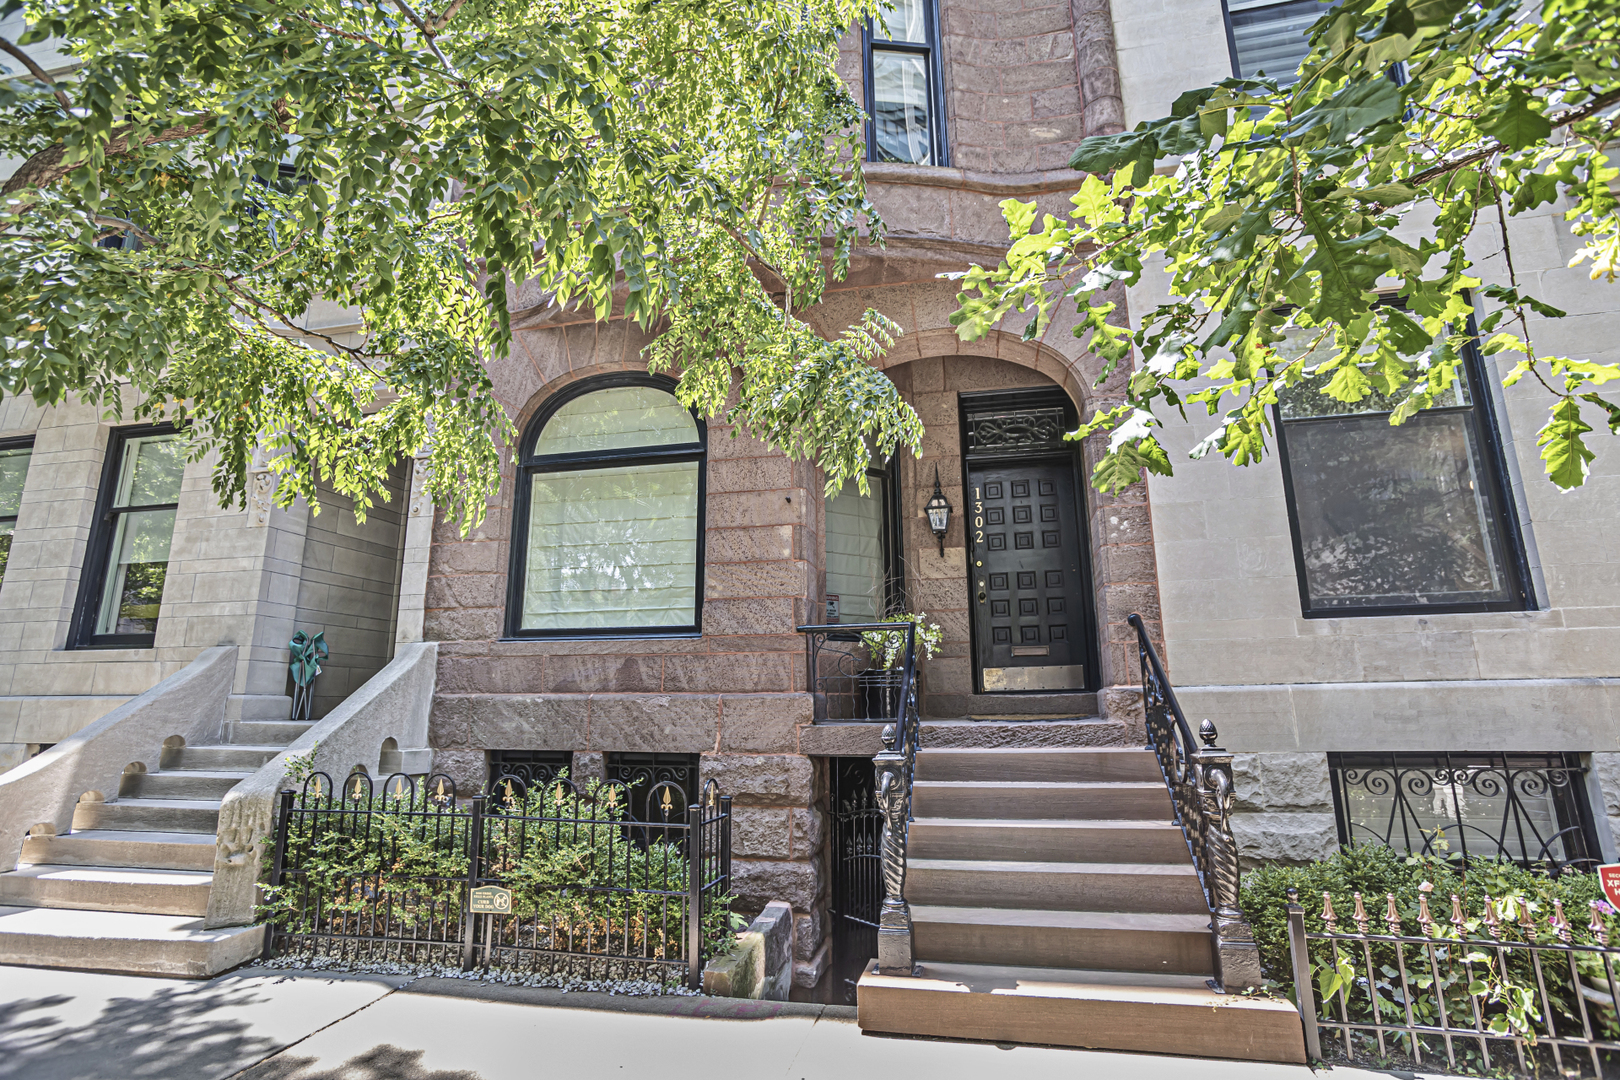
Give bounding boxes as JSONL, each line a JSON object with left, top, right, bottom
{"left": 76, "top": 426, "right": 185, "bottom": 647}
{"left": 865, "top": 0, "right": 947, "bottom": 165}
{"left": 824, "top": 469, "right": 896, "bottom": 623}
{"left": 0, "top": 438, "right": 33, "bottom": 591}
{"left": 508, "top": 378, "right": 706, "bottom": 636}
{"left": 1224, "top": 0, "right": 1332, "bottom": 82}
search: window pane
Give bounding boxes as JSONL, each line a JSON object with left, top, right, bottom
{"left": 1283, "top": 411, "right": 1514, "bottom": 608}
{"left": 96, "top": 508, "right": 176, "bottom": 635}
{"left": 826, "top": 475, "right": 887, "bottom": 622}
{"left": 533, "top": 386, "right": 698, "bottom": 457}
{"left": 0, "top": 521, "right": 13, "bottom": 589}
{"left": 114, "top": 435, "right": 185, "bottom": 507}
{"left": 1274, "top": 322, "right": 1470, "bottom": 420}
{"left": 522, "top": 461, "right": 699, "bottom": 630}
{"left": 872, "top": 51, "right": 933, "bottom": 165}
{"left": 1227, "top": 0, "right": 1331, "bottom": 82}
{"left": 875, "top": 0, "right": 927, "bottom": 43}
{"left": 0, "top": 446, "right": 29, "bottom": 518}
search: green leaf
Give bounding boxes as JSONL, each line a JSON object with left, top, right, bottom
{"left": 1580, "top": 392, "right": 1620, "bottom": 434}
{"left": 1538, "top": 398, "right": 1595, "bottom": 489}
{"left": 1481, "top": 92, "right": 1553, "bottom": 150}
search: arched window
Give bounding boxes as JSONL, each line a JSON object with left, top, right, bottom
{"left": 507, "top": 376, "right": 706, "bottom": 637}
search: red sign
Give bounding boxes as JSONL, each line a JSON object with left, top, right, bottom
{"left": 1599, "top": 865, "right": 1620, "bottom": 910}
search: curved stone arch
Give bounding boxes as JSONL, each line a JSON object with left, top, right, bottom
{"left": 882, "top": 327, "right": 1095, "bottom": 413}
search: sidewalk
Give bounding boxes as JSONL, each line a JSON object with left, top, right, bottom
{"left": 0, "top": 963, "right": 1402, "bottom": 1080}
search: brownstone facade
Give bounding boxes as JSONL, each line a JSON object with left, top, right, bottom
{"left": 422, "top": 0, "right": 1161, "bottom": 988}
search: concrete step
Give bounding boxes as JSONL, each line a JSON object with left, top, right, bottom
{"left": 171, "top": 745, "right": 281, "bottom": 771}
{"left": 0, "top": 864, "right": 213, "bottom": 917}
{"left": 122, "top": 770, "right": 249, "bottom": 801}
{"left": 229, "top": 721, "right": 313, "bottom": 746}
{"left": 918, "top": 717, "right": 1133, "bottom": 749}
{"left": 21, "top": 830, "right": 216, "bottom": 872}
{"left": 912, "top": 905, "right": 1214, "bottom": 975}
{"left": 856, "top": 961, "right": 1305, "bottom": 1062}
{"left": 912, "top": 780, "right": 1171, "bottom": 821}
{"left": 908, "top": 858, "right": 1207, "bottom": 914}
{"left": 0, "top": 906, "right": 263, "bottom": 978}
{"left": 73, "top": 798, "right": 221, "bottom": 835}
{"left": 908, "top": 818, "right": 1189, "bottom": 864}
{"left": 916, "top": 748, "right": 1161, "bottom": 784}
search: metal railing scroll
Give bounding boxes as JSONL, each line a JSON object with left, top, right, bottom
{"left": 1128, "top": 612, "right": 1261, "bottom": 991}
{"left": 796, "top": 620, "right": 919, "bottom": 975}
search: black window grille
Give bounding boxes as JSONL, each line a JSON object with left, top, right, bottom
{"left": 607, "top": 752, "right": 700, "bottom": 827}
{"left": 487, "top": 750, "right": 573, "bottom": 798}
{"left": 863, "top": 0, "right": 948, "bottom": 166}
{"left": 1328, "top": 751, "right": 1601, "bottom": 873}
{"left": 1272, "top": 300, "right": 1531, "bottom": 617}
{"left": 0, "top": 437, "right": 33, "bottom": 592}
{"left": 72, "top": 424, "right": 185, "bottom": 648}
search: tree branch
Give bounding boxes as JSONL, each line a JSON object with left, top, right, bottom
{"left": 429, "top": 0, "right": 470, "bottom": 32}
{"left": 388, "top": 0, "right": 463, "bottom": 80}
{"left": 0, "top": 35, "right": 73, "bottom": 113}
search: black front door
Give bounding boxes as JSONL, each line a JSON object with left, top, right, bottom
{"left": 960, "top": 388, "right": 1095, "bottom": 694}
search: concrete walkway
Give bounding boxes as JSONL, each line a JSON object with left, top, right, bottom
{"left": 0, "top": 964, "right": 1415, "bottom": 1080}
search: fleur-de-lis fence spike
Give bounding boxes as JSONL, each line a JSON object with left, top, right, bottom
{"left": 1417, "top": 884, "right": 1435, "bottom": 936}
{"left": 1353, "top": 893, "right": 1370, "bottom": 936}
{"left": 351, "top": 775, "right": 365, "bottom": 802}
{"left": 1450, "top": 894, "right": 1467, "bottom": 936}
{"left": 1484, "top": 896, "right": 1502, "bottom": 940}
{"left": 1591, "top": 900, "right": 1610, "bottom": 947}
{"left": 1322, "top": 892, "right": 1338, "bottom": 934}
{"left": 1385, "top": 893, "right": 1402, "bottom": 937}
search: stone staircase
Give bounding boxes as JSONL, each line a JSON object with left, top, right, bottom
{"left": 856, "top": 744, "right": 1305, "bottom": 1063}
{"left": 0, "top": 716, "right": 313, "bottom": 976}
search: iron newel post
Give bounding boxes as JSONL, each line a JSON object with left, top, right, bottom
{"left": 873, "top": 722, "right": 915, "bottom": 976}
{"left": 1192, "top": 719, "right": 1262, "bottom": 990}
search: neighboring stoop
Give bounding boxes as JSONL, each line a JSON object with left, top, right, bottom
{"left": 0, "top": 642, "right": 439, "bottom": 978}
{"left": 0, "top": 722, "right": 309, "bottom": 977}
{"left": 855, "top": 745, "right": 1306, "bottom": 1064}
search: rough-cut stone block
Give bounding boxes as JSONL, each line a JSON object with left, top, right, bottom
{"left": 794, "top": 908, "right": 825, "bottom": 960}
{"left": 702, "top": 931, "right": 764, "bottom": 999}
{"left": 663, "top": 654, "right": 793, "bottom": 694}
{"left": 730, "top": 807, "right": 792, "bottom": 858}
{"left": 731, "top": 858, "right": 821, "bottom": 910}
{"left": 546, "top": 654, "right": 662, "bottom": 694}
{"left": 1233, "top": 811, "right": 1339, "bottom": 867}
{"left": 793, "top": 938, "right": 830, "bottom": 988}
{"left": 751, "top": 900, "right": 795, "bottom": 1000}
{"left": 589, "top": 694, "right": 718, "bottom": 752}
{"left": 434, "top": 694, "right": 589, "bottom": 750}
{"left": 702, "top": 754, "right": 814, "bottom": 807}
{"left": 790, "top": 807, "right": 825, "bottom": 858}
{"left": 432, "top": 747, "right": 487, "bottom": 797}
{"left": 1233, "top": 752, "right": 1333, "bottom": 814}
{"left": 718, "top": 694, "right": 811, "bottom": 752}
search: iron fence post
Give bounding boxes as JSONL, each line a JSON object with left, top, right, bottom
{"left": 263, "top": 788, "right": 295, "bottom": 960}
{"left": 688, "top": 801, "right": 703, "bottom": 990}
{"left": 461, "top": 796, "right": 484, "bottom": 972}
{"left": 719, "top": 794, "right": 733, "bottom": 895}
{"left": 1287, "top": 888, "right": 1323, "bottom": 1062}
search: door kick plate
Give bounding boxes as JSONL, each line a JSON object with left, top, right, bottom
{"left": 981, "top": 664, "right": 1086, "bottom": 691}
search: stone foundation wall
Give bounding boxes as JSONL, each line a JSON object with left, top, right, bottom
{"left": 1231, "top": 751, "right": 1339, "bottom": 868}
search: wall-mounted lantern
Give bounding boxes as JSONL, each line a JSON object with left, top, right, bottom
{"left": 925, "top": 465, "right": 952, "bottom": 557}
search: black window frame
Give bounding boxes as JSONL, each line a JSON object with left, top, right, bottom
{"left": 1328, "top": 751, "right": 1601, "bottom": 873}
{"left": 825, "top": 455, "right": 905, "bottom": 623}
{"left": 71, "top": 422, "right": 183, "bottom": 650}
{"left": 1272, "top": 300, "right": 1533, "bottom": 619}
{"left": 1220, "top": 0, "right": 1332, "bottom": 82}
{"left": 862, "top": 0, "right": 950, "bottom": 167}
{"left": 504, "top": 373, "right": 708, "bottom": 641}
{"left": 0, "top": 435, "right": 35, "bottom": 592}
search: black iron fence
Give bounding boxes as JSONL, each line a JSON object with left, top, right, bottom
{"left": 1328, "top": 751, "right": 1601, "bottom": 874}
{"left": 1287, "top": 886, "right": 1620, "bottom": 1077}
{"left": 263, "top": 770, "right": 733, "bottom": 989}
{"left": 799, "top": 622, "right": 915, "bottom": 722}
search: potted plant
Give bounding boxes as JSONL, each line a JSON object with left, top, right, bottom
{"left": 855, "top": 613, "right": 941, "bottom": 721}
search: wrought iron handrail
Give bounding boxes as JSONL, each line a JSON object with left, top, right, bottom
{"left": 1127, "top": 612, "right": 1261, "bottom": 991}
{"left": 796, "top": 620, "right": 919, "bottom": 974}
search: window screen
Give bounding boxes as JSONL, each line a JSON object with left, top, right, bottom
{"left": 1226, "top": 0, "right": 1331, "bottom": 82}
{"left": 0, "top": 442, "right": 32, "bottom": 590}
{"left": 825, "top": 473, "right": 890, "bottom": 622}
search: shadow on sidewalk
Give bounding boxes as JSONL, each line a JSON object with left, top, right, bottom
{"left": 237, "top": 1045, "right": 480, "bottom": 1080}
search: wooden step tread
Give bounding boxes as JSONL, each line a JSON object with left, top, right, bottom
{"left": 55, "top": 830, "right": 217, "bottom": 846}
{"left": 910, "top": 858, "right": 1198, "bottom": 877}
{"left": 1, "top": 864, "right": 213, "bottom": 886}
{"left": 911, "top": 906, "right": 1209, "bottom": 932}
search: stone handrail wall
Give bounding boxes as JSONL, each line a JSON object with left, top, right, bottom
{"left": 205, "top": 641, "right": 438, "bottom": 928}
{"left": 0, "top": 646, "right": 238, "bottom": 873}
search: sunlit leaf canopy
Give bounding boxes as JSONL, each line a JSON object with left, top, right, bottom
{"left": 0, "top": 0, "right": 923, "bottom": 528}
{"left": 950, "top": 0, "right": 1620, "bottom": 494}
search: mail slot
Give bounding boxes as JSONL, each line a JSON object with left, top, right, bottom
{"left": 1010, "top": 645, "right": 1050, "bottom": 657}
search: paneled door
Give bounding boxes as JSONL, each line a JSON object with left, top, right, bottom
{"left": 966, "top": 460, "right": 1089, "bottom": 691}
